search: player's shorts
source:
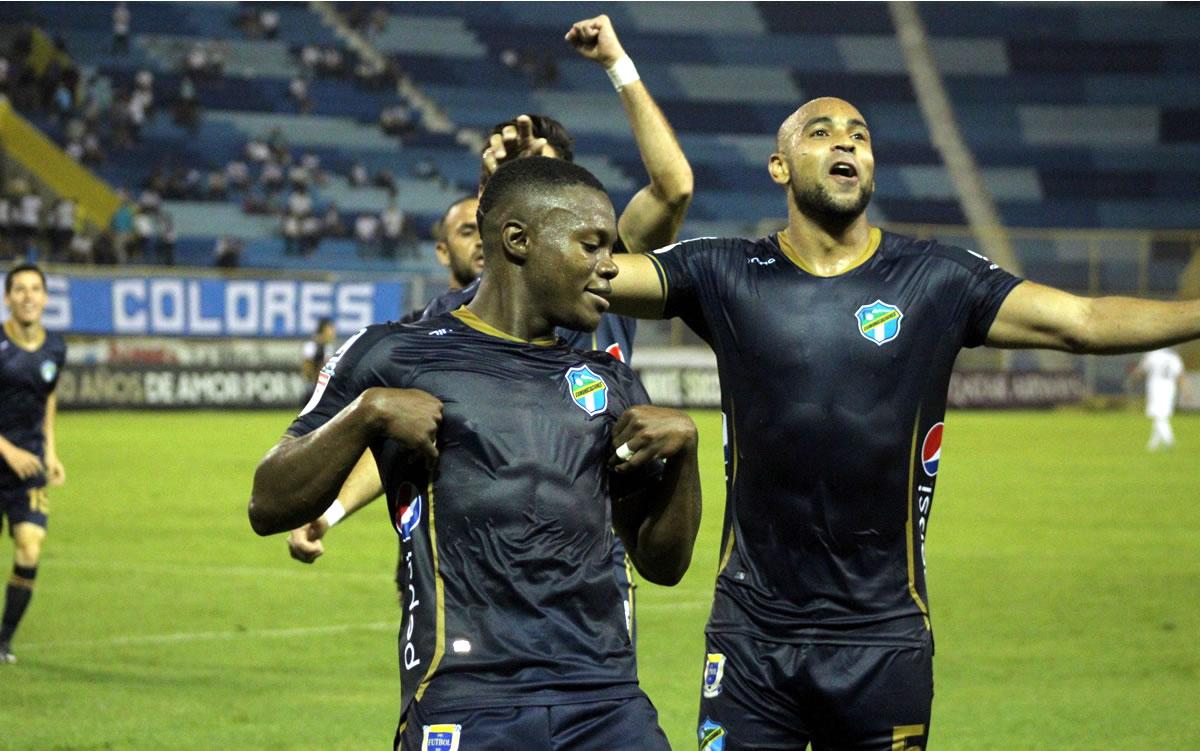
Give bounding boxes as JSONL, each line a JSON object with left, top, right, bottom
{"left": 396, "top": 694, "right": 670, "bottom": 751}
{"left": 0, "top": 485, "right": 49, "bottom": 536}
{"left": 697, "top": 629, "right": 933, "bottom": 751}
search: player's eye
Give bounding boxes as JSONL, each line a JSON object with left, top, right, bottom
{"left": 811, "top": 129, "right": 828, "bottom": 137}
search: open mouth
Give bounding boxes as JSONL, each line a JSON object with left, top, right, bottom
{"left": 829, "top": 161, "right": 858, "bottom": 180}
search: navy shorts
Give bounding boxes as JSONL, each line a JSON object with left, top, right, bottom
{"left": 0, "top": 485, "right": 49, "bottom": 535}
{"left": 397, "top": 694, "right": 670, "bottom": 751}
{"left": 697, "top": 629, "right": 933, "bottom": 751}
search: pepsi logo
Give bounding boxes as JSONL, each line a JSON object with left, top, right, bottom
{"left": 921, "top": 422, "right": 943, "bottom": 477}
{"left": 393, "top": 482, "right": 423, "bottom": 541}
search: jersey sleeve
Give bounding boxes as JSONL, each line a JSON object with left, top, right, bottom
{"left": 951, "top": 247, "right": 1024, "bottom": 348}
{"left": 642, "top": 238, "right": 725, "bottom": 341}
{"left": 287, "top": 325, "right": 401, "bottom": 438}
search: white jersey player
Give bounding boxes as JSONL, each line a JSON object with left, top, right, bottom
{"left": 1136, "top": 348, "right": 1185, "bottom": 450}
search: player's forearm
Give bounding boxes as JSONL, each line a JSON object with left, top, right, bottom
{"left": 617, "top": 82, "right": 693, "bottom": 252}
{"left": 43, "top": 393, "right": 58, "bottom": 458}
{"left": 628, "top": 446, "right": 701, "bottom": 586}
{"left": 1078, "top": 297, "right": 1200, "bottom": 355}
{"left": 337, "top": 450, "right": 385, "bottom": 516}
{"left": 249, "top": 396, "right": 380, "bottom": 535}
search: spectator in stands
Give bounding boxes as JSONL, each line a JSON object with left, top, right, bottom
{"left": 321, "top": 204, "right": 347, "bottom": 238}
{"left": 0, "top": 56, "right": 10, "bottom": 98}
{"left": 48, "top": 198, "right": 76, "bottom": 261}
{"left": 0, "top": 194, "right": 11, "bottom": 260}
{"left": 372, "top": 168, "right": 398, "bottom": 197}
{"left": 174, "top": 75, "right": 199, "bottom": 131}
{"left": 288, "top": 75, "right": 312, "bottom": 114}
{"left": 112, "top": 2, "right": 131, "bottom": 54}
{"left": 93, "top": 231, "right": 117, "bottom": 265}
{"left": 130, "top": 204, "right": 156, "bottom": 263}
{"left": 260, "top": 9, "right": 280, "bottom": 40}
{"left": 379, "top": 104, "right": 415, "bottom": 140}
{"left": 284, "top": 184, "right": 313, "bottom": 255}
{"left": 214, "top": 236, "right": 243, "bottom": 268}
{"left": 110, "top": 191, "right": 135, "bottom": 263}
{"left": 354, "top": 213, "right": 379, "bottom": 257}
{"left": 260, "top": 159, "right": 285, "bottom": 196}
{"left": 379, "top": 202, "right": 406, "bottom": 259}
{"left": 348, "top": 161, "right": 369, "bottom": 188}
{"left": 206, "top": 170, "right": 229, "bottom": 201}
{"left": 68, "top": 231, "right": 94, "bottom": 265}
{"left": 10, "top": 182, "right": 42, "bottom": 261}
{"left": 225, "top": 159, "right": 251, "bottom": 192}
{"left": 156, "top": 209, "right": 176, "bottom": 266}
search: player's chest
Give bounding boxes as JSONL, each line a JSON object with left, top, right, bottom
{"left": 0, "top": 346, "right": 57, "bottom": 393}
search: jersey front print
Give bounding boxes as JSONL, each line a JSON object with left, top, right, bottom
{"left": 0, "top": 321, "right": 67, "bottom": 491}
{"left": 648, "top": 229, "right": 1022, "bottom": 644}
{"left": 289, "top": 309, "right": 653, "bottom": 720}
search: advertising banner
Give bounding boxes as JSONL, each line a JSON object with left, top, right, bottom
{"left": 56, "top": 363, "right": 309, "bottom": 410}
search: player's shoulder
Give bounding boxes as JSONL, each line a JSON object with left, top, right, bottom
{"left": 566, "top": 345, "right": 642, "bottom": 392}
{"left": 881, "top": 230, "right": 1001, "bottom": 275}
{"left": 421, "top": 280, "right": 479, "bottom": 321}
{"left": 649, "top": 235, "right": 770, "bottom": 258}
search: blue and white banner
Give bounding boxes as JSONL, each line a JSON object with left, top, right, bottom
{"left": 9, "top": 275, "right": 408, "bottom": 337}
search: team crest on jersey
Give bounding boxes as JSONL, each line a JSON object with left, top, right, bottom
{"left": 40, "top": 360, "right": 57, "bottom": 383}
{"left": 855, "top": 300, "right": 904, "bottom": 346}
{"left": 702, "top": 653, "right": 726, "bottom": 698}
{"left": 565, "top": 364, "right": 608, "bottom": 416}
{"left": 698, "top": 718, "right": 726, "bottom": 751}
{"left": 922, "top": 422, "right": 944, "bottom": 477}
{"left": 394, "top": 482, "right": 423, "bottom": 541}
{"left": 421, "top": 723, "right": 461, "bottom": 751}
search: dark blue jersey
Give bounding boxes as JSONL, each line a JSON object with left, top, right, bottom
{"left": 289, "top": 310, "right": 657, "bottom": 717}
{"left": 647, "top": 229, "right": 1022, "bottom": 643}
{"left": 0, "top": 322, "right": 66, "bottom": 491}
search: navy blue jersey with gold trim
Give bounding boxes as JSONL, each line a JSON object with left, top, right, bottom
{"left": 0, "top": 324, "right": 66, "bottom": 491}
{"left": 289, "top": 309, "right": 655, "bottom": 718}
{"left": 648, "top": 229, "right": 1022, "bottom": 643}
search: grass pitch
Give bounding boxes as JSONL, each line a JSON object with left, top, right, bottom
{"left": 3, "top": 409, "right": 1197, "bottom": 750}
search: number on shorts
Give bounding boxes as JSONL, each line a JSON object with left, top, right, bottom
{"left": 27, "top": 488, "right": 49, "bottom": 514}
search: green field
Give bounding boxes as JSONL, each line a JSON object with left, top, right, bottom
{"left": 4, "top": 410, "right": 1198, "bottom": 750}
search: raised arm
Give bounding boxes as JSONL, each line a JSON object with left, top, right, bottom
{"left": 248, "top": 388, "right": 441, "bottom": 536}
{"left": 609, "top": 405, "right": 701, "bottom": 586}
{"left": 566, "top": 15, "right": 693, "bottom": 253}
{"left": 986, "top": 281, "right": 1200, "bottom": 355}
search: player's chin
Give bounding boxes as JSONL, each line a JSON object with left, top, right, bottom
{"left": 567, "top": 306, "right": 603, "bottom": 333}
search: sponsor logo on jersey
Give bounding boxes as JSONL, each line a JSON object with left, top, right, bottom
{"left": 748, "top": 257, "right": 776, "bottom": 266}
{"left": 702, "top": 653, "right": 726, "bottom": 698}
{"left": 605, "top": 342, "right": 625, "bottom": 362}
{"left": 965, "top": 247, "right": 1000, "bottom": 270}
{"left": 698, "top": 718, "right": 726, "bottom": 751}
{"left": 565, "top": 364, "right": 608, "bottom": 416}
{"left": 40, "top": 360, "right": 57, "bottom": 383}
{"left": 421, "top": 723, "right": 461, "bottom": 751}
{"left": 921, "top": 422, "right": 944, "bottom": 477}
{"left": 855, "top": 300, "right": 904, "bottom": 346}
{"left": 394, "top": 482, "right": 423, "bottom": 541}
{"left": 299, "top": 327, "right": 368, "bottom": 417}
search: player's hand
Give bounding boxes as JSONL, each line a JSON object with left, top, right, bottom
{"left": 1, "top": 445, "right": 44, "bottom": 481}
{"left": 287, "top": 518, "right": 328, "bottom": 564}
{"left": 44, "top": 453, "right": 65, "bottom": 486}
{"left": 565, "top": 15, "right": 627, "bottom": 68}
{"left": 480, "top": 114, "right": 551, "bottom": 182}
{"left": 610, "top": 405, "right": 697, "bottom": 473}
{"left": 361, "top": 387, "right": 444, "bottom": 468}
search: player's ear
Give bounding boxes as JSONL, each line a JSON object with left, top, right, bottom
{"left": 768, "top": 153, "right": 789, "bottom": 186}
{"left": 434, "top": 241, "right": 450, "bottom": 268}
{"left": 501, "top": 220, "right": 530, "bottom": 264}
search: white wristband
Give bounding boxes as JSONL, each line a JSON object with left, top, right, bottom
{"left": 321, "top": 499, "right": 347, "bottom": 528}
{"left": 605, "top": 55, "right": 640, "bottom": 91}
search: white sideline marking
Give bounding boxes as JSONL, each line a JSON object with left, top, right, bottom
{"left": 20, "top": 621, "right": 397, "bottom": 651}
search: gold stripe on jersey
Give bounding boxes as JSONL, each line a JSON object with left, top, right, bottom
{"left": 414, "top": 481, "right": 446, "bottom": 702}
{"left": 3, "top": 319, "right": 47, "bottom": 352}
{"left": 776, "top": 227, "right": 882, "bottom": 277}
{"left": 905, "top": 410, "right": 931, "bottom": 630}
{"left": 623, "top": 553, "right": 636, "bottom": 639}
{"left": 643, "top": 253, "right": 670, "bottom": 318}
{"left": 716, "top": 406, "right": 739, "bottom": 576}
{"left": 451, "top": 307, "right": 557, "bottom": 346}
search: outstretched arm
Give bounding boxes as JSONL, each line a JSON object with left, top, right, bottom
{"left": 610, "top": 405, "right": 701, "bottom": 586}
{"left": 249, "top": 388, "right": 441, "bottom": 536}
{"left": 986, "top": 281, "right": 1200, "bottom": 354}
{"left": 566, "top": 14, "right": 693, "bottom": 253}
{"left": 286, "top": 450, "right": 385, "bottom": 563}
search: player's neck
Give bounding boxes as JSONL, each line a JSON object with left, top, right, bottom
{"left": 3, "top": 318, "right": 45, "bottom": 351}
{"left": 781, "top": 210, "right": 875, "bottom": 277}
{"left": 463, "top": 279, "right": 556, "bottom": 344}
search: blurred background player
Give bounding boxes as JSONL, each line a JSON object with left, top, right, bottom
{"left": 287, "top": 14, "right": 693, "bottom": 640}
{"left": 0, "top": 263, "right": 67, "bottom": 664}
{"left": 397, "top": 196, "right": 482, "bottom": 324}
{"left": 250, "top": 157, "right": 701, "bottom": 750}
{"left": 606, "top": 96, "right": 1200, "bottom": 750}
{"left": 1133, "top": 347, "right": 1186, "bottom": 451}
{"left": 299, "top": 317, "right": 335, "bottom": 408}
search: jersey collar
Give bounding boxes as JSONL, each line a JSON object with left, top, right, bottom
{"left": 776, "top": 226, "right": 882, "bottom": 277}
{"left": 2, "top": 319, "right": 46, "bottom": 352}
{"left": 451, "top": 307, "right": 558, "bottom": 347}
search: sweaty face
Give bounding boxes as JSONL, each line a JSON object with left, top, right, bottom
{"left": 525, "top": 186, "right": 618, "bottom": 333}
{"left": 4, "top": 271, "right": 48, "bottom": 327}
{"left": 775, "top": 99, "right": 876, "bottom": 225}
{"left": 437, "top": 198, "right": 483, "bottom": 289}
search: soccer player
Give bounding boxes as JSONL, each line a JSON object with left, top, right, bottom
{"left": 605, "top": 96, "right": 1200, "bottom": 750}
{"left": 250, "top": 157, "right": 701, "bottom": 749}
{"left": 0, "top": 263, "right": 67, "bottom": 664}
{"left": 1134, "top": 347, "right": 1186, "bottom": 450}
{"left": 300, "top": 317, "right": 335, "bottom": 406}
